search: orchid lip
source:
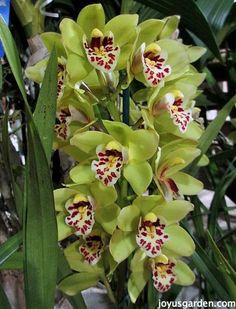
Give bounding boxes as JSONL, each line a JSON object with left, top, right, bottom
{"left": 79, "top": 234, "right": 104, "bottom": 265}
{"left": 83, "top": 30, "right": 120, "bottom": 73}
{"left": 65, "top": 196, "right": 95, "bottom": 236}
{"left": 136, "top": 216, "right": 169, "bottom": 257}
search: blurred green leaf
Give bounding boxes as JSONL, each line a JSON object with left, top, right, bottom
{"left": 0, "top": 284, "right": 11, "bottom": 309}
{"left": 0, "top": 231, "right": 22, "bottom": 265}
{"left": 2, "top": 110, "right": 24, "bottom": 220}
{"left": 208, "top": 232, "right": 236, "bottom": 284}
{"left": 0, "top": 252, "right": 23, "bottom": 270}
{"left": 135, "top": 0, "right": 221, "bottom": 59}
{"left": 34, "top": 49, "right": 57, "bottom": 163}
{"left": 0, "top": 16, "right": 28, "bottom": 103}
{"left": 197, "top": 0, "right": 234, "bottom": 36}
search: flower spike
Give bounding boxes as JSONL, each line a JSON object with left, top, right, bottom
{"left": 83, "top": 28, "right": 120, "bottom": 72}
{"left": 65, "top": 194, "right": 95, "bottom": 236}
{"left": 136, "top": 213, "right": 169, "bottom": 257}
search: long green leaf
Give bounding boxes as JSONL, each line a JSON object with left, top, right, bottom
{"left": 208, "top": 232, "right": 236, "bottom": 284}
{"left": 34, "top": 49, "right": 57, "bottom": 163}
{"left": 135, "top": 0, "right": 221, "bottom": 59}
{"left": 0, "top": 231, "right": 22, "bottom": 265}
{"left": 197, "top": 0, "right": 234, "bottom": 35}
{"left": 0, "top": 283, "right": 11, "bottom": 309}
{"left": 24, "top": 117, "right": 58, "bottom": 308}
{"left": 188, "top": 94, "right": 236, "bottom": 174}
{"left": 0, "top": 252, "right": 23, "bottom": 270}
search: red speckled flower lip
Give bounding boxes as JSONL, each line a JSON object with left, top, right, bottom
{"left": 141, "top": 43, "right": 171, "bottom": 87}
{"left": 91, "top": 141, "right": 127, "bottom": 186}
{"left": 65, "top": 194, "right": 95, "bottom": 236}
{"left": 151, "top": 256, "right": 176, "bottom": 293}
{"left": 79, "top": 234, "right": 104, "bottom": 265}
{"left": 83, "top": 28, "right": 120, "bottom": 73}
{"left": 136, "top": 213, "right": 169, "bottom": 258}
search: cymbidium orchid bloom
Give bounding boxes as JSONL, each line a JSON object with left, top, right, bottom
{"left": 154, "top": 90, "right": 192, "bottom": 133}
{"left": 110, "top": 196, "right": 195, "bottom": 264}
{"left": 59, "top": 3, "right": 138, "bottom": 83}
{"left": 132, "top": 43, "right": 171, "bottom": 87}
{"left": 128, "top": 249, "right": 195, "bottom": 303}
{"left": 54, "top": 181, "right": 119, "bottom": 241}
{"left": 70, "top": 120, "right": 159, "bottom": 195}
{"left": 154, "top": 142, "right": 203, "bottom": 200}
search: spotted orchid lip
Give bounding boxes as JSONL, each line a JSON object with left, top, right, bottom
{"left": 65, "top": 196, "right": 95, "bottom": 236}
{"left": 151, "top": 257, "right": 177, "bottom": 293}
{"left": 79, "top": 234, "right": 104, "bottom": 265}
{"left": 166, "top": 96, "right": 192, "bottom": 133}
{"left": 136, "top": 216, "right": 169, "bottom": 257}
{"left": 83, "top": 30, "right": 120, "bottom": 73}
{"left": 91, "top": 143, "right": 126, "bottom": 186}
{"left": 140, "top": 43, "right": 171, "bottom": 87}
{"left": 55, "top": 122, "right": 70, "bottom": 141}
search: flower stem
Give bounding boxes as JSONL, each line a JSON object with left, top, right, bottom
{"left": 101, "top": 275, "right": 117, "bottom": 304}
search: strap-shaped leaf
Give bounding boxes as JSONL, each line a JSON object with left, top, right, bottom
{"left": 0, "top": 232, "right": 22, "bottom": 266}
{"left": 135, "top": 0, "right": 221, "bottom": 59}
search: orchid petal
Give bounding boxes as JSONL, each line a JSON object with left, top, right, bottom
{"left": 163, "top": 225, "right": 195, "bottom": 257}
{"left": 104, "top": 14, "right": 138, "bottom": 47}
{"left": 90, "top": 181, "right": 117, "bottom": 207}
{"left": 95, "top": 203, "right": 120, "bottom": 234}
{"left": 110, "top": 229, "right": 137, "bottom": 263}
{"left": 174, "top": 260, "right": 195, "bottom": 285}
{"left": 171, "top": 172, "right": 203, "bottom": 195}
{"left": 69, "top": 164, "right": 95, "bottom": 184}
{"left": 59, "top": 18, "right": 84, "bottom": 56}
{"left": 118, "top": 205, "right": 140, "bottom": 232}
{"left": 57, "top": 212, "right": 73, "bottom": 241}
{"left": 77, "top": 4, "right": 105, "bottom": 37}
{"left": 70, "top": 131, "right": 113, "bottom": 153}
{"left": 123, "top": 161, "right": 153, "bottom": 195}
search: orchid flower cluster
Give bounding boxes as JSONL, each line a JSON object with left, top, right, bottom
{"left": 26, "top": 4, "right": 206, "bottom": 303}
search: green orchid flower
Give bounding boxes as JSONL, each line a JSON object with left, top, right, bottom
{"left": 58, "top": 229, "right": 117, "bottom": 296}
{"left": 138, "top": 69, "right": 205, "bottom": 140}
{"left": 69, "top": 120, "right": 159, "bottom": 195}
{"left": 54, "top": 181, "right": 119, "bottom": 241}
{"left": 59, "top": 3, "right": 138, "bottom": 83}
{"left": 128, "top": 250, "right": 195, "bottom": 302}
{"left": 110, "top": 195, "right": 195, "bottom": 263}
{"left": 154, "top": 140, "right": 203, "bottom": 200}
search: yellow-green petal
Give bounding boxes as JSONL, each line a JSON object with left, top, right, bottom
{"left": 77, "top": 4, "right": 105, "bottom": 37}
{"left": 163, "top": 225, "right": 195, "bottom": 257}
{"left": 118, "top": 205, "right": 140, "bottom": 232}
{"left": 172, "top": 172, "right": 203, "bottom": 195}
{"left": 109, "top": 229, "right": 137, "bottom": 263}
{"left": 123, "top": 161, "right": 153, "bottom": 195}
{"left": 69, "top": 164, "right": 95, "bottom": 184}
{"left": 175, "top": 260, "right": 196, "bottom": 285}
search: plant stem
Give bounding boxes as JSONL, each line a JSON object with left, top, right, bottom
{"left": 123, "top": 88, "right": 130, "bottom": 125}
{"left": 102, "top": 275, "right": 117, "bottom": 304}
